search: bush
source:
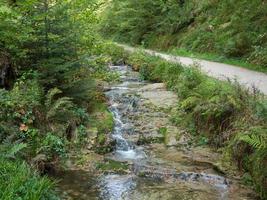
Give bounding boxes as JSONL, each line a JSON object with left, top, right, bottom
{"left": 101, "top": 42, "right": 130, "bottom": 65}
{"left": 248, "top": 46, "right": 267, "bottom": 67}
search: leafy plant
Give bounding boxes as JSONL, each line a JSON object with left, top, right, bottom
{"left": 40, "top": 133, "right": 66, "bottom": 159}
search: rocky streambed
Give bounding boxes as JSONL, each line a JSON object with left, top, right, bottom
{"left": 54, "top": 65, "right": 256, "bottom": 200}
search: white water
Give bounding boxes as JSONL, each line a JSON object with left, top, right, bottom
{"left": 100, "top": 66, "right": 146, "bottom": 199}
{"left": 106, "top": 66, "right": 146, "bottom": 162}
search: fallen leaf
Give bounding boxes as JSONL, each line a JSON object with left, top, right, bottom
{"left": 20, "top": 124, "right": 28, "bottom": 132}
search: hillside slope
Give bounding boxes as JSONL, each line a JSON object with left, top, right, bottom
{"left": 100, "top": 0, "right": 267, "bottom": 69}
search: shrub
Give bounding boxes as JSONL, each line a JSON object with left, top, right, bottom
{"left": 101, "top": 42, "right": 130, "bottom": 65}
{"left": 248, "top": 46, "right": 267, "bottom": 67}
{"left": 41, "top": 133, "right": 67, "bottom": 159}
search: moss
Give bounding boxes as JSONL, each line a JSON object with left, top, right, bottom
{"left": 96, "top": 133, "right": 106, "bottom": 145}
{"left": 96, "top": 160, "right": 129, "bottom": 173}
{"left": 89, "top": 101, "right": 114, "bottom": 147}
{"left": 91, "top": 103, "right": 114, "bottom": 135}
{"left": 137, "top": 135, "right": 165, "bottom": 145}
{"left": 137, "top": 172, "right": 146, "bottom": 177}
{"left": 158, "top": 127, "right": 168, "bottom": 145}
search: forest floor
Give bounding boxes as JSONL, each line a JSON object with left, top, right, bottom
{"left": 118, "top": 44, "right": 267, "bottom": 95}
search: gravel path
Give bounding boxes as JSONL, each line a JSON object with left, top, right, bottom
{"left": 119, "top": 44, "right": 267, "bottom": 95}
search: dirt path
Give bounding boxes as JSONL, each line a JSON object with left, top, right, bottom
{"left": 118, "top": 44, "right": 267, "bottom": 95}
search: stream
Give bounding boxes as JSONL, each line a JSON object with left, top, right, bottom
{"left": 55, "top": 65, "right": 256, "bottom": 200}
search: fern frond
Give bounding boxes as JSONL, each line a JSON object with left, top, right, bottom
{"left": 239, "top": 134, "right": 266, "bottom": 150}
{"left": 45, "top": 88, "right": 63, "bottom": 108}
{"left": 46, "top": 97, "right": 74, "bottom": 120}
{"left": 3, "top": 143, "right": 28, "bottom": 158}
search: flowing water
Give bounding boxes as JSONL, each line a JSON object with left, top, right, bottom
{"left": 55, "top": 65, "right": 256, "bottom": 200}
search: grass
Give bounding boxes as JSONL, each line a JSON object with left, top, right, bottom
{"left": 134, "top": 43, "right": 267, "bottom": 74}
{"left": 0, "top": 157, "right": 59, "bottom": 200}
{"left": 168, "top": 47, "right": 267, "bottom": 74}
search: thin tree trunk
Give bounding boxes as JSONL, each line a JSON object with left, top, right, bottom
{"left": 44, "top": 0, "right": 49, "bottom": 59}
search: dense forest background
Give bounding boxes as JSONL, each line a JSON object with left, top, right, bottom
{"left": 101, "top": 0, "right": 267, "bottom": 69}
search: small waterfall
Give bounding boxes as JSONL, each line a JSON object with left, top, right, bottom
{"left": 105, "top": 65, "right": 146, "bottom": 162}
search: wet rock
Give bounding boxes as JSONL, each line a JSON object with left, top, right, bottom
{"left": 93, "top": 140, "right": 116, "bottom": 155}
{"left": 133, "top": 162, "right": 230, "bottom": 190}
{"left": 138, "top": 83, "right": 165, "bottom": 91}
{"left": 137, "top": 135, "right": 164, "bottom": 145}
{"left": 138, "top": 83, "right": 178, "bottom": 108}
{"left": 127, "top": 181, "right": 220, "bottom": 200}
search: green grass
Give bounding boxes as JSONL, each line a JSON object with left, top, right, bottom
{"left": 168, "top": 47, "right": 267, "bottom": 74}
{"left": 0, "top": 158, "right": 59, "bottom": 200}
{"left": 119, "top": 43, "right": 267, "bottom": 74}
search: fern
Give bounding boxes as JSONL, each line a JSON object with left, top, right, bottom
{"left": 45, "top": 88, "right": 63, "bottom": 109}
{"left": 46, "top": 97, "right": 75, "bottom": 121}
{"left": 8, "top": 143, "right": 27, "bottom": 157}
{"left": 1, "top": 143, "right": 27, "bottom": 158}
{"left": 44, "top": 87, "right": 77, "bottom": 122}
{"left": 239, "top": 134, "right": 266, "bottom": 150}
{"left": 237, "top": 126, "right": 267, "bottom": 150}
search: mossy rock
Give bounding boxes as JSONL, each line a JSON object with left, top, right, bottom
{"left": 137, "top": 136, "right": 164, "bottom": 145}
{"left": 93, "top": 144, "right": 115, "bottom": 155}
{"left": 96, "top": 159, "right": 129, "bottom": 173}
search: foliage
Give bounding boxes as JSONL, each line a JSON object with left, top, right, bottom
{"left": 101, "top": 0, "right": 267, "bottom": 69}
{"left": 1, "top": 143, "right": 27, "bottom": 159}
{"left": 101, "top": 42, "right": 130, "bottom": 65}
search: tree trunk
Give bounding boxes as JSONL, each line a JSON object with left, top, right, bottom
{"left": 0, "top": 51, "right": 15, "bottom": 90}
